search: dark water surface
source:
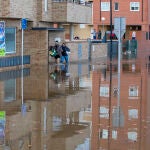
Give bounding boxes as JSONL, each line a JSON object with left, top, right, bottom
{"left": 0, "top": 58, "right": 150, "bottom": 150}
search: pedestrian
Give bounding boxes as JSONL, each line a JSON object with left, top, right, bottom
{"left": 110, "top": 30, "right": 115, "bottom": 40}
{"left": 132, "top": 31, "right": 136, "bottom": 40}
{"left": 98, "top": 30, "right": 101, "bottom": 39}
{"left": 60, "top": 42, "right": 70, "bottom": 64}
{"left": 91, "top": 29, "right": 97, "bottom": 39}
{"left": 54, "top": 41, "right": 62, "bottom": 63}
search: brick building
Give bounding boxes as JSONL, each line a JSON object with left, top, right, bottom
{"left": 92, "top": 0, "right": 150, "bottom": 39}
{"left": 0, "top": 0, "right": 92, "bottom": 67}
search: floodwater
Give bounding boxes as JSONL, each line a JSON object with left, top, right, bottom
{"left": 0, "top": 57, "right": 150, "bottom": 150}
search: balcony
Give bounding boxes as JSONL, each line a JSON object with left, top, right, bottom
{"left": 51, "top": 1, "right": 92, "bottom": 24}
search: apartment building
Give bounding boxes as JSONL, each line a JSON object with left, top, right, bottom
{"left": 92, "top": 0, "right": 150, "bottom": 38}
{"left": 0, "top": 0, "right": 92, "bottom": 67}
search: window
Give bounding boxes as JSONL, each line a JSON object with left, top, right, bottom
{"left": 80, "top": 24, "right": 85, "bottom": 28}
{"left": 101, "top": 68, "right": 106, "bottom": 81}
{"left": 128, "top": 109, "right": 138, "bottom": 119}
{"left": 101, "top": 2, "right": 110, "bottom": 11}
{"left": 130, "top": 2, "right": 140, "bottom": 11}
{"left": 52, "top": 116, "right": 62, "bottom": 131}
{"left": 5, "top": 27, "right": 16, "bottom": 54}
{"left": 100, "top": 106, "right": 109, "bottom": 119}
{"left": 99, "top": 129, "right": 117, "bottom": 139}
{"left": 100, "top": 85, "right": 109, "bottom": 97}
{"left": 79, "top": 0, "right": 85, "bottom": 5}
{"left": 99, "top": 129, "right": 108, "bottom": 139}
{"left": 112, "top": 130, "right": 117, "bottom": 139}
{"left": 4, "top": 79, "right": 16, "bottom": 102}
{"left": 128, "top": 131, "right": 137, "bottom": 141}
{"left": 44, "top": 0, "right": 48, "bottom": 12}
{"left": 114, "top": 2, "right": 119, "bottom": 11}
{"left": 129, "top": 86, "right": 138, "bottom": 97}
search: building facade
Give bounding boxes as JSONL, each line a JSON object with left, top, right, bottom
{"left": 92, "top": 0, "right": 150, "bottom": 38}
{"left": 0, "top": 0, "right": 92, "bottom": 67}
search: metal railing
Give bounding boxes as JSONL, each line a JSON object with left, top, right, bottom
{"left": 52, "top": 0, "right": 92, "bottom": 7}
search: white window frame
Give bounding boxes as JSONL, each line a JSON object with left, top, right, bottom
{"left": 100, "top": 129, "right": 108, "bottom": 139}
{"left": 99, "top": 129, "right": 117, "bottom": 140}
{"left": 129, "top": 86, "right": 138, "bottom": 97}
{"left": 100, "top": 85, "right": 109, "bottom": 97}
{"left": 99, "top": 106, "right": 109, "bottom": 119}
{"left": 128, "top": 131, "right": 137, "bottom": 141}
{"left": 130, "top": 2, "right": 140, "bottom": 11}
{"left": 112, "top": 130, "right": 117, "bottom": 139}
{"left": 101, "top": 2, "right": 110, "bottom": 11}
{"left": 128, "top": 109, "right": 138, "bottom": 119}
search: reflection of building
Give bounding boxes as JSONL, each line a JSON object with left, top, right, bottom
{"left": 91, "top": 60, "right": 150, "bottom": 150}
{"left": 48, "top": 64, "right": 92, "bottom": 149}
{"left": 0, "top": 63, "right": 92, "bottom": 149}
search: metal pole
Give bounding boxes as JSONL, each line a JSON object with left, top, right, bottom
{"left": 44, "top": 107, "right": 47, "bottom": 134}
{"left": 103, "top": 21, "right": 105, "bottom": 37}
{"left": 117, "top": 19, "right": 121, "bottom": 126}
{"left": 108, "top": 0, "right": 113, "bottom": 149}
{"left": 21, "top": 29, "right": 24, "bottom": 105}
{"left": 118, "top": 19, "right": 121, "bottom": 109}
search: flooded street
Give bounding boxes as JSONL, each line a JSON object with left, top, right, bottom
{"left": 0, "top": 57, "right": 150, "bottom": 150}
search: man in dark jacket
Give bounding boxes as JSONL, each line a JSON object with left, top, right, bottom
{"left": 60, "top": 42, "right": 70, "bottom": 64}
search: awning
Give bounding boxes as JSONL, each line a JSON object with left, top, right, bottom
{"left": 32, "top": 27, "right": 64, "bottom": 31}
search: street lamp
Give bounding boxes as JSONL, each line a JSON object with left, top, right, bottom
{"left": 101, "top": 17, "right": 105, "bottom": 38}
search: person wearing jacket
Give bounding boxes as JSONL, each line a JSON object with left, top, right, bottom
{"left": 60, "top": 42, "right": 70, "bottom": 64}
{"left": 54, "top": 41, "right": 62, "bottom": 63}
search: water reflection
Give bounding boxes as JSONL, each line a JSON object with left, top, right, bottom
{"left": 49, "top": 64, "right": 69, "bottom": 85}
{"left": 91, "top": 59, "right": 150, "bottom": 150}
{"left": 0, "top": 58, "right": 149, "bottom": 149}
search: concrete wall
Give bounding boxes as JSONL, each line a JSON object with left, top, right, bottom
{"left": 52, "top": 2, "right": 92, "bottom": 24}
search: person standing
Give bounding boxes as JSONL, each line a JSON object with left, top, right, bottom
{"left": 132, "top": 31, "right": 136, "bottom": 40}
{"left": 98, "top": 30, "right": 101, "bottom": 39}
{"left": 91, "top": 29, "right": 97, "bottom": 39}
{"left": 60, "top": 42, "right": 70, "bottom": 64}
{"left": 54, "top": 41, "right": 62, "bottom": 63}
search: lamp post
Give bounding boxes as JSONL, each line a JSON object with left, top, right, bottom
{"left": 101, "top": 17, "right": 105, "bottom": 38}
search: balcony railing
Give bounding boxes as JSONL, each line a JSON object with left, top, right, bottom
{"left": 52, "top": 0, "right": 92, "bottom": 7}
